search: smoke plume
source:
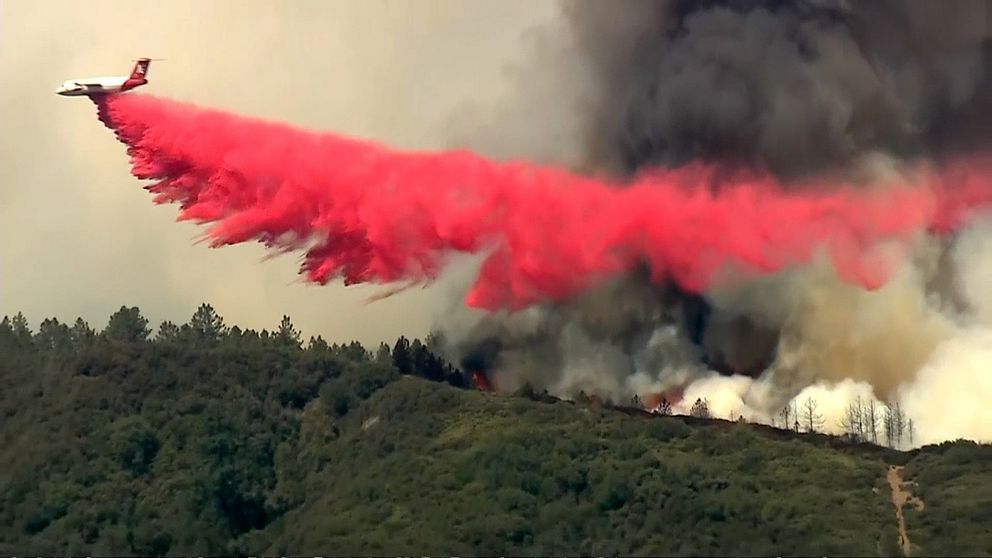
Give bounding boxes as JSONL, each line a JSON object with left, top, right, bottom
{"left": 90, "top": 0, "right": 992, "bottom": 446}
{"left": 440, "top": 0, "right": 992, "bottom": 445}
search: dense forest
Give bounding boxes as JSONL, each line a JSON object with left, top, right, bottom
{"left": 1, "top": 305, "right": 989, "bottom": 556}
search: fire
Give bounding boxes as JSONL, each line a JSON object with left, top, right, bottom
{"left": 663, "top": 387, "right": 684, "bottom": 407}
{"left": 642, "top": 392, "right": 665, "bottom": 410}
{"left": 469, "top": 370, "right": 493, "bottom": 392}
{"left": 641, "top": 387, "right": 684, "bottom": 413}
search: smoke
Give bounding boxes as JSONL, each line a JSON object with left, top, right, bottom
{"left": 440, "top": 0, "right": 992, "bottom": 445}
{"left": 566, "top": 0, "right": 992, "bottom": 178}
{"left": 899, "top": 214, "right": 992, "bottom": 445}
{"left": 86, "top": 1, "right": 992, "bottom": 446}
{"left": 767, "top": 241, "right": 956, "bottom": 402}
{"left": 91, "top": 89, "right": 992, "bottom": 446}
{"left": 662, "top": 213, "right": 992, "bottom": 446}
{"left": 899, "top": 331, "right": 992, "bottom": 445}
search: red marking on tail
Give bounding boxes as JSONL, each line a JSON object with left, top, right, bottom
{"left": 129, "top": 58, "right": 150, "bottom": 80}
{"left": 121, "top": 59, "right": 151, "bottom": 91}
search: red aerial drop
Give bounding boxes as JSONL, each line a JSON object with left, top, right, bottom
{"left": 93, "top": 94, "right": 992, "bottom": 310}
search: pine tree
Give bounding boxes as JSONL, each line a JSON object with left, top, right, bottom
{"left": 36, "top": 318, "right": 72, "bottom": 354}
{"left": 188, "top": 303, "right": 227, "bottom": 343}
{"left": 445, "top": 365, "right": 466, "bottom": 388}
{"left": 307, "top": 335, "right": 329, "bottom": 352}
{"left": 339, "top": 341, "right": 368, "bottom": 361}
{"left": 410, "top": 339, "right": 427, "bottom": 377}
{"left": 690, "top": 398, "right": 710, "bottom": 419}
{"left": 11, "top": 312, "right": 33, "bottom": 346}
{"left": 156, "top": 321, "right": 181, "bottom": 342}
{"left": 0, "top": 316, "right": 12, "bottom": 348}
{"left": 104, "top": 306, "right": 150, "bottom": 343}
{"left": 70, "top": 317, "right": 95, "bottom": 350}
{"left": 656, "top": 399, "right": 673, "bottom": 416}
{"left": 276, "top": 315, "right": 302, "bottom": 348}
{"left": 392, "top": 336, "right": 412, "bottom": 374}
{"left": 375, "top": 342, "right": 392, "bottom": 364}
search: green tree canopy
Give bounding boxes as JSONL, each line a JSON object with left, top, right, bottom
{"left": 69, "top": 317, "right": 95, "bottom": 349}
{"left": 36, "top": 318, "right": 71, "bottom": 354}
{"left": 156, "top": 321, "right": 181, "bottom": 342}
{"left": 11, "top": 311, "right": 33, "bottom": 345}
{"left": 188, "top": 303, "right": 227, "bottom": 343}
{"left": 276, "top": 315, "right": 301, "bottom": 348}
{"left": 103, "top": 306, "right": 150, "bottom": 343}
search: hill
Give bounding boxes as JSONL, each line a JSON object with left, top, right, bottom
{"left": 0, "top": 307, "right": 989, "bottom": 556}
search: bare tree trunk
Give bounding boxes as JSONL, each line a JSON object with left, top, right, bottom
{"left": 884, "top": 405, "right": 894, "bottom": 448}
{"left": 778, "top": 405, "right": 790, "bottom": 429}
{"left": 854, "top": 396, "right": 864, "bottom": 441}
{"left": 866, "top": 399, "right": 879, "bottom": 444}
{"left": 841, "top": 397, "right": 865, "bottom": 441}
{"left": 800, "top": 397, "right": 824, "bottom": 433}
{"left": 893, "top": 402, "right": 905, "bottom": 449}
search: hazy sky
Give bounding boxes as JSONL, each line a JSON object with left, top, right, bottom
{"left": 0, "top": 0, "right": 561, "bottom": 346}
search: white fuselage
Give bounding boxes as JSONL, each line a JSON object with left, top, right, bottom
{"left": 56, "top": 76, "right": 131, "bottom": 96}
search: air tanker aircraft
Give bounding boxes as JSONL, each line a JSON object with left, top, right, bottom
{"left": 56, "top": 58, "right": 157, "bottom": 96}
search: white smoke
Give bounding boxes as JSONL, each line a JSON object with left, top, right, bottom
{"left": 675, "top": 373, "right": 755, "bottom": 420}
{"left": 676, "top": 215, "right": 992, "bottom": 447}
{"left": 893, "top": 214, "right": 992, "bottom": 445}
{"left": 899, "top": 330, "right": 992, "bottom": 445}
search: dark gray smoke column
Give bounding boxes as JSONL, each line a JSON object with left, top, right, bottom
{"left": 448, "top": 0, "right": 992, "bottom": 402}
{"left": 576, "top": 0, "right": 992, "bottom": 178}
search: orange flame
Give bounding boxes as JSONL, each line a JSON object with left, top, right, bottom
{"left": 643, "top": 392, "right": 664, "bottom": 410}
{"left": 470, "top": 370, "right": 493, "bottom": 392}
{"left": 641, "top": 388, "right": 685, "bottom": 412}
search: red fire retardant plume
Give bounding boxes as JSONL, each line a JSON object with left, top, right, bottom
{"left": 93, "top": 94, "right": 992, "bottom": 310}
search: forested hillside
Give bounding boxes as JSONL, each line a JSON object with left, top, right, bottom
{"left": 1, "top": 305, "right": 989, "bottom": 556}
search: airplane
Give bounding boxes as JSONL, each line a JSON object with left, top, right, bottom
{"left": 56, "top": 58, "right": 160, "bottom": 97}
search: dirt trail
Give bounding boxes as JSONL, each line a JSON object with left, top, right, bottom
{"left": 887, "top": 465, "right": 926, "bottom": 556}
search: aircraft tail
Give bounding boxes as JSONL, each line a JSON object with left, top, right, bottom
{"left": 129, "top": 58, "right": 151, "bottom": 80}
